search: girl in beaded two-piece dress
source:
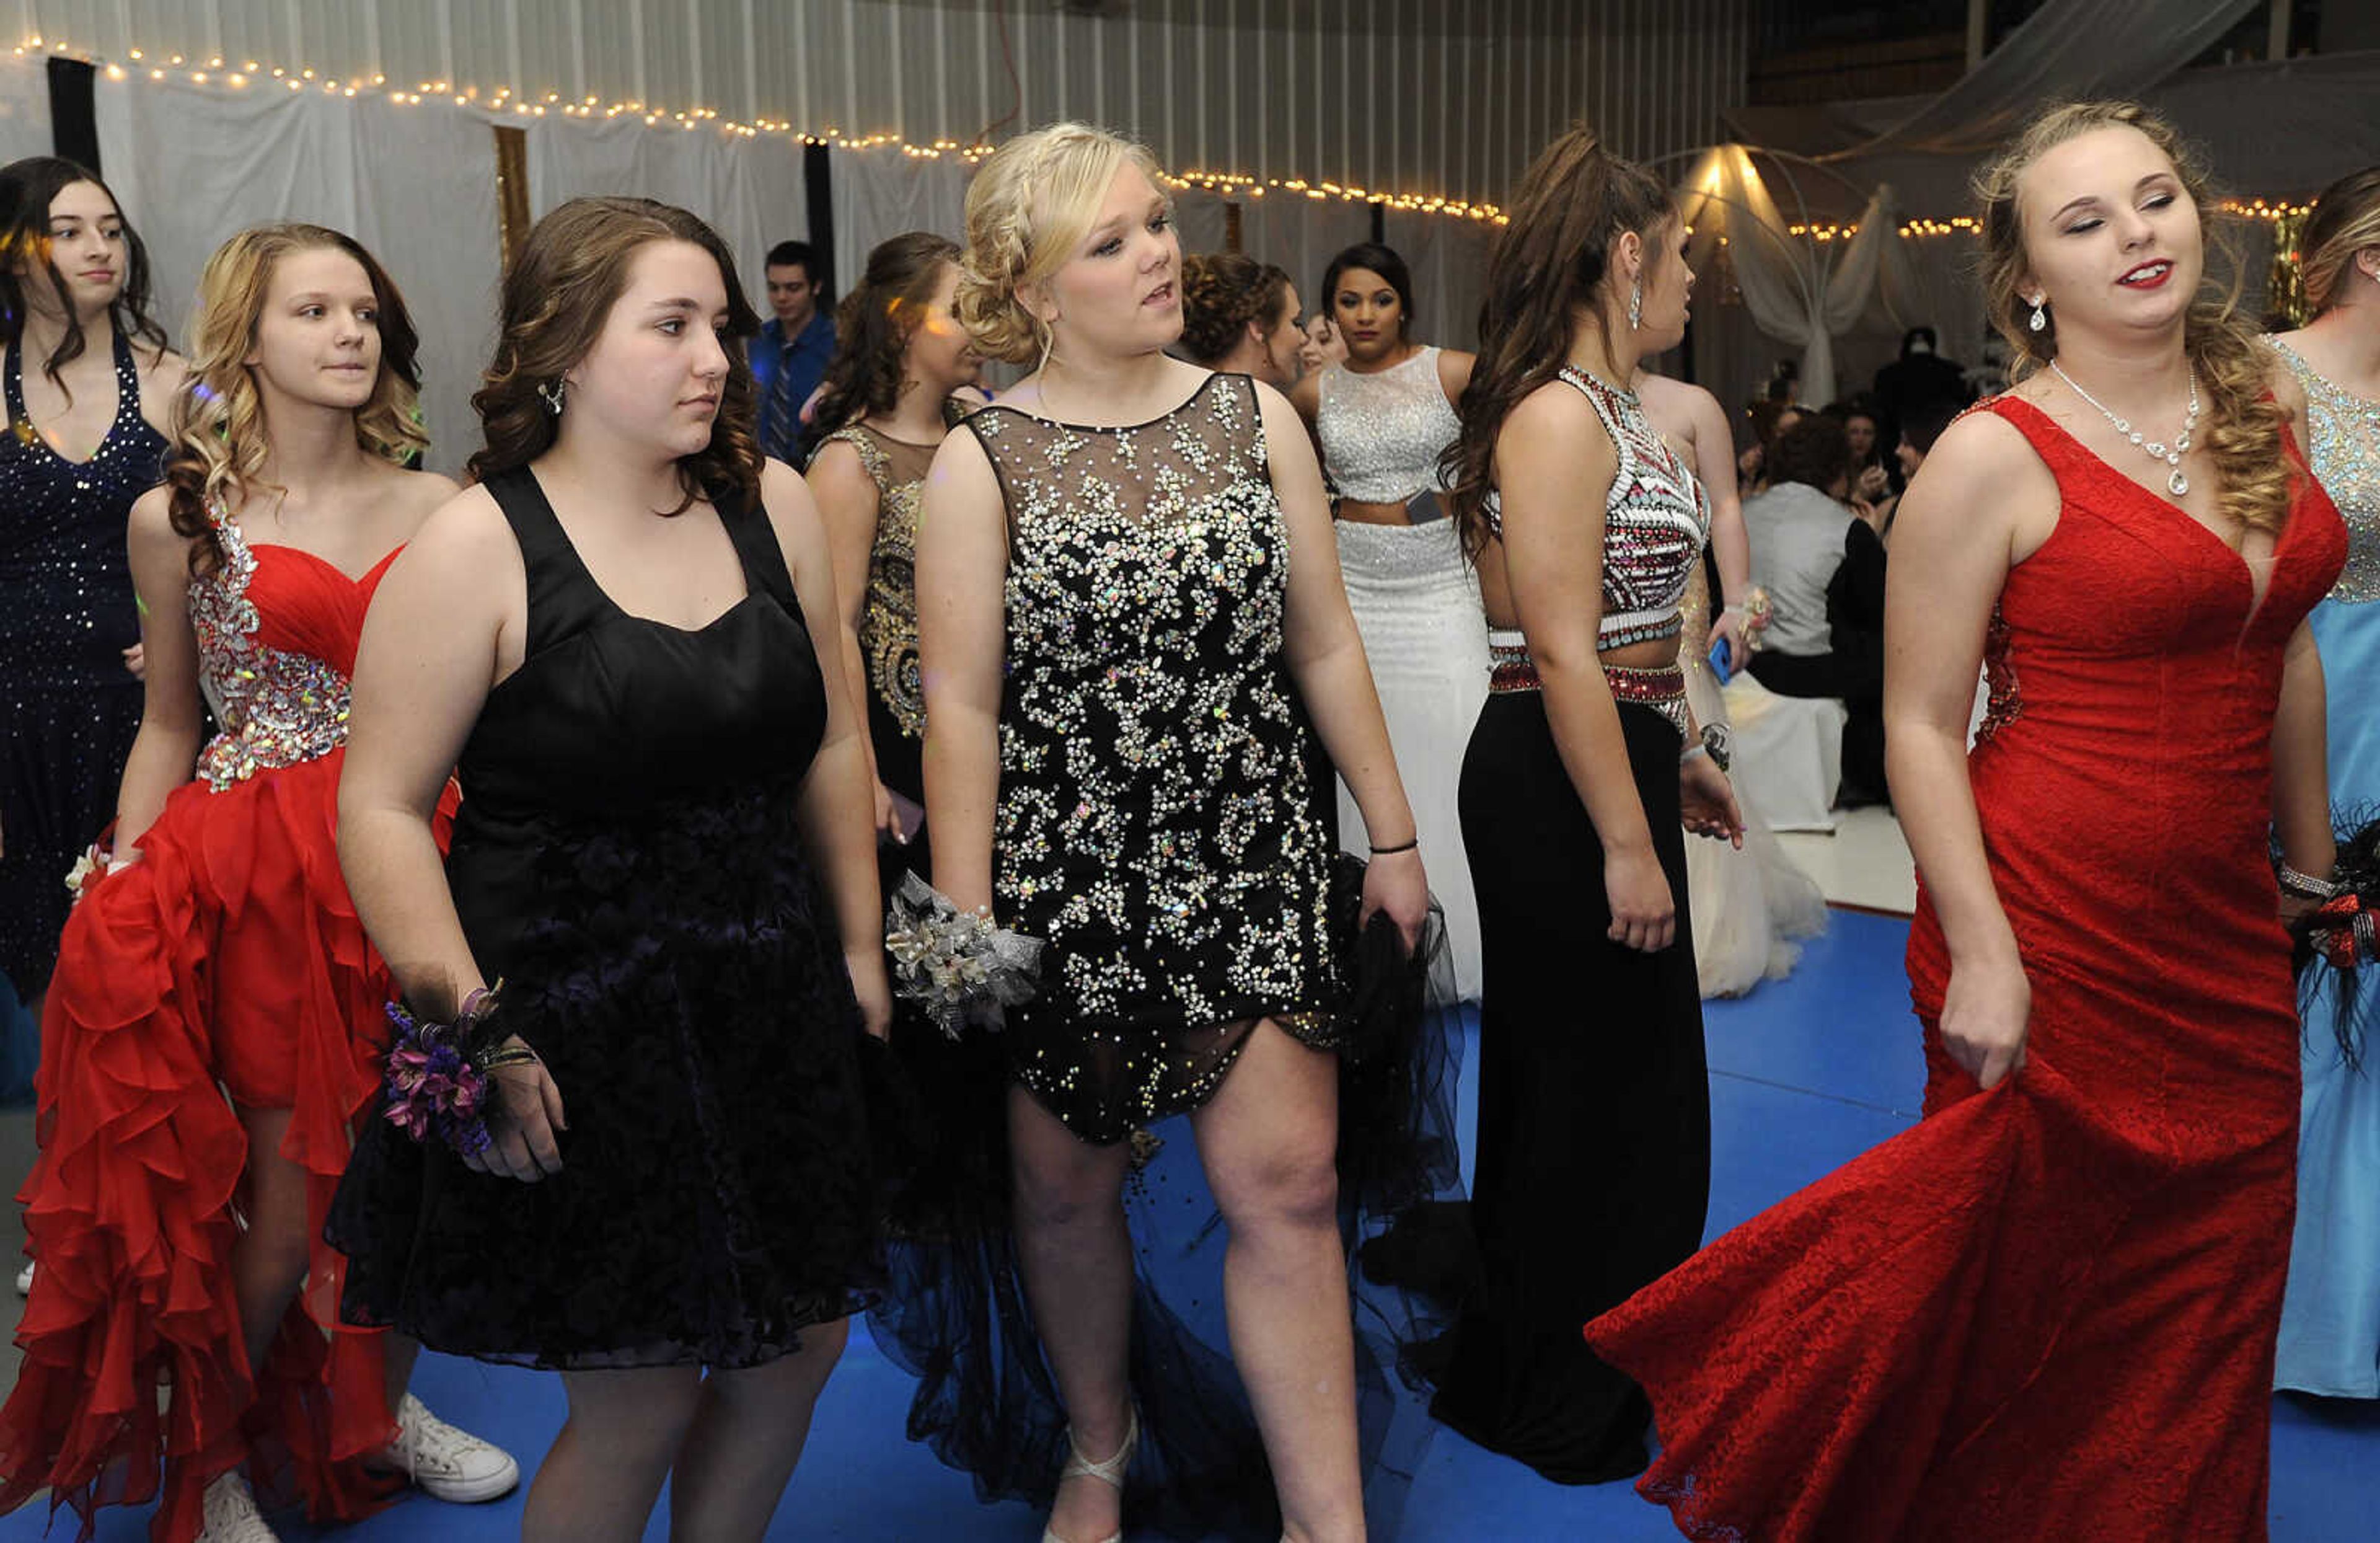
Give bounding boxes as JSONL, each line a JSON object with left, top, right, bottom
{"left": 0, "top": 159, "right": 177, "bottom": 1028}
{"left": 890, "top": 123, "right": 1454, "bottom": 1543}
{"left": 2273, "top": 166, "right": 2380, "bottom": 1400}
{"left": 0, "top": 224, "right": 514, "bottom": 1543}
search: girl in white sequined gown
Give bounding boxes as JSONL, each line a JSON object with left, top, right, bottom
{"left": 1292, "top": 242, "right": 1489, "bottom": 998}
{"left": 1638, "top": 371, "right": 1827, "bottom": 996}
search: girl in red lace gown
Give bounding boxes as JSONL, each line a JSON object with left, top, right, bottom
{"left": 1585, "top": 102, "right": 2345, "bottom": 1542}
{"left": 0, "top": 225, "right": 513, "bottom": 1542}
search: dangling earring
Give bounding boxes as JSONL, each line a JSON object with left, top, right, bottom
{"left": 2028, "top": 298, "right": 2047, "bottom": 334}
{"left": 538, "top": 378, "right": 566, "bottom": 415}
{"left": 1628, "top": 279, "right": 1644, "bottom": 331}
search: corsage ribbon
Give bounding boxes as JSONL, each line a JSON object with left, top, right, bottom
{"left": 2310, "top": 894, "right": 2375, "bottom": 973}
{"left": 883, "top": 872, "right": 1042, "bottom": 1038}
{"left": 381, "top": 981, "right": 535, "bottom": 1158}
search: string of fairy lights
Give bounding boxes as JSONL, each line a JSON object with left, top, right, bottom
{"left": 29, "top": 31, "right": 1512, "bottom": 224}
{"left": 22, "top": 31, "right": 2333, "bottom": 254}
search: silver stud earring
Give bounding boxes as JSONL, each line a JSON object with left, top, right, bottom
{"left": 2028, "top": 298, "right": 2047, "bottom": 334}
{"left": 538, "top": 378, "right": 566, "bottom": 415}
{"left": 1629, "top": 279, "right": 1643, "bottom": 330}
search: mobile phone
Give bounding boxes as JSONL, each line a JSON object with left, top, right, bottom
{"left": 1708, "top": 636, "right": 1734, "bottom": 684}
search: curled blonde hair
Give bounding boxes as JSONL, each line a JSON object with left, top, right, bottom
{"left": 1973, "top": 100, "right": 2292, "bottom": 537}
{"left": 954, "top": 122, "right": 1166, "bottom": 365}
{"left": 2301, "top": 167, "right": 2380, "bottom": 317}
{"left": 166, "top": 223, "right": 428, "bottom": 573}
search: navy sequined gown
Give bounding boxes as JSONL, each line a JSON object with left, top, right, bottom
{"left": 0, "top": 331, "right": 162, "bottom": 998}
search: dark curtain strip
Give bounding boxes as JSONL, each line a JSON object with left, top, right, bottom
{"left": 48, "top": 57, "right": 98, "bottom": 171}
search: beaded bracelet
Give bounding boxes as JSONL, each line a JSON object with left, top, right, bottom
{"left": 2280, "top": 860, "right": 2342, "bottom": 901}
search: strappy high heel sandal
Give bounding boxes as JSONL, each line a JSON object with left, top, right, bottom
{"left": 1041, "top": 1407, "right": 1138, "bottom": 1543}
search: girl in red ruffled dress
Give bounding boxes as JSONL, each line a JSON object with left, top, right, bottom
{"left": 1586, "top": 100, "right": 2345, "bottom": 1542}
{"left": 0, "top": 224, "right": 514, "bottom": 1542}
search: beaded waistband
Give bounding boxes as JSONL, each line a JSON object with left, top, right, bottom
{"left": 1487, "top": 639, "right": 1690, "bottom": 738}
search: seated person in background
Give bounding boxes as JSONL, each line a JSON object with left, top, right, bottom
{"left": 1824, "top": 398, "right": 1963, "bottom": 808}
{"left": 1743, "top": 413, "right": 1865, "bottom": 707}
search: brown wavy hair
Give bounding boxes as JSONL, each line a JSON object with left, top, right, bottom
{"left": 809, "top": 231, "right": 961, "bottom": 445}
{"left": 2300, "top": 166, "right": 2380, "bottom": 319}
{"left": 954, "top": 123, "right": 1167, "bottom": 366}
{"left": 0, "top": 156, "right": 169, "bottom": 402}
{"left": 470, "top": 197, "right": 762, "bottom": 513}
{"left": 1443, "top": 126, "right": 1672, "bottom": 560}
{"left": 162, "top": 224, "right": 428, "bottom": 575}
{"left": 1975, "top": 100, "right": 2291, "bottom": 537}
{"left": 1178, "top": 252, "right": 1294, "bottom": 366}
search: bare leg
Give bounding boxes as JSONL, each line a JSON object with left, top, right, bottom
{"left": 666, "top": 1319, "right": 850, "bottom": 1541}
{"left": 1010, "top": 1085, "right": 1135, "bottom": 1543}
{"left": 231, "top": 1107, "right": 313, "bottom": 1379}
{"left": 522, "top": 1366, "right": 703, "bottom": 1543}
{"left": 1189, "top": 1022, "right": 1364, "bottom": 1543}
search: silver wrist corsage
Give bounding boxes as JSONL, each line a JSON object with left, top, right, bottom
{"left": 884, "top": 872, "right": 1044, "bottom": 1038}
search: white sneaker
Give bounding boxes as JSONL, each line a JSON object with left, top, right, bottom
{"left": 379, "top": 1392, "right": 520, "bottom": 1503}
{"left": 12, "top": 1260, "right": 29, "bottom": 1296}
{"left": 195, "top": 1470, "right": 280, "bottom": 1542}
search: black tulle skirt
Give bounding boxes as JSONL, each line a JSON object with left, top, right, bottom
{"left": 867, "top": 853, "right": 1467, "bottom": 1540}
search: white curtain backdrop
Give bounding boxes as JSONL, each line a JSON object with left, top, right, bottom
{"left": 828, "top": 147, "right": 971, "bottom": 304}
{"left": 527, "top": 117, "right": 808, "bottom": 319}
{"left": 1678, "top": 145, "right": 1915, "bottom": 405}
{"left": 1238, "top": 195, "right": 1374, "bottom": 335}
{"left": 1385, "top": 210, "right": 1496, "bottom": 356}
{"left": 95, "top": 76, "right": 501, "bottom": 476}
{"left": 0, "top": 52, "right": 48, "bottom": 164}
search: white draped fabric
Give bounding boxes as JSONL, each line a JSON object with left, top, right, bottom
{"left": 828, "top": 148, "right": 971, "bottom": 302}
{"left": 527, "top": 117, "right": 808, "bottom": 322}
{"left": 1677, "top": 146, "right": 1916, "bottom": 407}
{"left": 1819, "top": 0, "right": 2263, "bottom": 162}
{"left": 95, "top": 76, "right": 500, "bottom": 477}
{"left": 0, "top": 52, "right": 48, "bottom": 164}
{"left": 1385, "top": 210, "right": 1496, "bottom": 356}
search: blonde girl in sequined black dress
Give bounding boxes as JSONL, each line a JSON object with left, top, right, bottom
{"left": 896, "top": 122, "right": 1437, "bottom": 1543}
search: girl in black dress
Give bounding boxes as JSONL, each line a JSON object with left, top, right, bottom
{"left": 1430, "top": 127, "right": 1742, "bottom": 1484}
{"left": 327, "top": 197, "right": 888, "bottom": 1543}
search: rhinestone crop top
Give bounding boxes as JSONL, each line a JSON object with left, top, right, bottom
{"left": 1484, "top": 366, "right": 1710, "bottom": 647}
{"left": 1314, "top": 346, "right": 1463, "bottom": 503}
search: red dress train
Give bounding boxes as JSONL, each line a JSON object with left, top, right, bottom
{"left": 0, "top": 523, "right": 442, "bottom": 1542}
{"left": 1587, "top": 396, "right": 2347, "bottom": 1541}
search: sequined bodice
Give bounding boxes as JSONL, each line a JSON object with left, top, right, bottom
{"left": 0, "top": 330, "right": 165, "bottom": 688}
{"left": 2269, "top": 337, "right": 2380, "bottom": 604}
{"left": 187, "top": 509, "right": 392, "bottom": 790}
{"left": 1315, "top": 347, "right": 1461, "bottom": 502}
{"left": 825, "top": 423, "right": 937, "bottom": 739}
{"left": 966, "top": 372, "right": 1339, "bottom": 1092}
{"left": 1485, "top": 367, "right": 1711, "bottom": 647}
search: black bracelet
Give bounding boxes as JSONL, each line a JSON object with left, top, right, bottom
{"left": 1370, "top": 837, "right": 1419, "bottom": 856}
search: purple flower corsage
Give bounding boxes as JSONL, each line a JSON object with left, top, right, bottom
{"left": 884, "top": 873, "right": 1042, "bottom": 1038}
{"left": 380, "top": 982, "right": 526, "bottom": 1158}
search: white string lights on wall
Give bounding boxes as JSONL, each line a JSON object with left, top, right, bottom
{"left": 33, "top": 32, "right": 1509, "bottom": 225}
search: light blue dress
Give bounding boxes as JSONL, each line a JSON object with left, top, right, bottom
{"left": 2274, "top": 335, "right": 2380, "bottom": 1396}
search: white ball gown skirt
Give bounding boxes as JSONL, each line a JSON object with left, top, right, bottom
{"left": 1679, "top": 567, "right": 1827, "bottom": 997}
{"left": 1332, "top": 517, "right": 1488, "bottom": 1001}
